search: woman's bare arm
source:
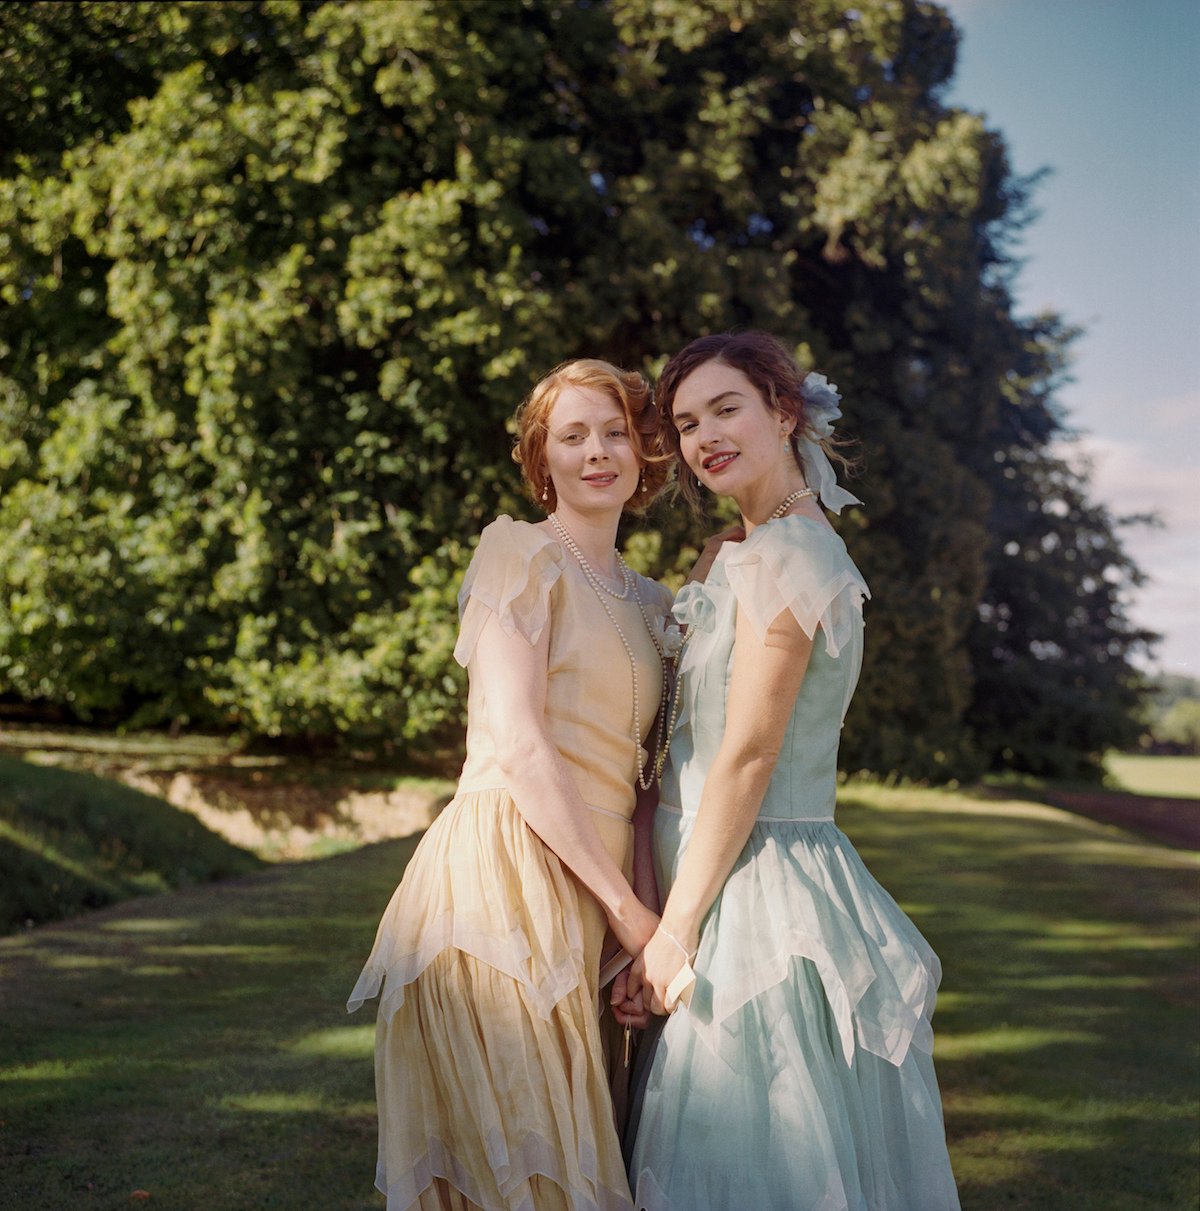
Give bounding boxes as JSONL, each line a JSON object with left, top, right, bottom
{"left": 630, "top": 603, "right": 813, "bottom": 1012}
{"left": 472, "top": 607, "right": 659, "bottom": 958}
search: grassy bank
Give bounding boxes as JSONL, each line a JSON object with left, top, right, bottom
{"left": 0, "top": 755, "right": 262, "bottom": 933}
{"left": 1, "top": 782, "right": 1196, "bottom": 1208}
{"left": 0, "top": 726, "right": 457, "bottom": 863}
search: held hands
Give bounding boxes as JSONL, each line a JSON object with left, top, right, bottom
{"left": 610, "top": 967, "right": 651, "bottom": 1029}
{"left": 625, "top": 923, "right": 698, "bottom": 1016}
{"left": 607, "top": 894, "right": 659, "bottom": 961}
{"left": 604, "top": 892, "right": 659, "bottom": 1030}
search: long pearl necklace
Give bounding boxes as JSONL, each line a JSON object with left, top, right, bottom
{"left": 548, "top": 513, "right": 671, "bottom": 791}
{"left": 768, "top": 486, "right": 817, "bottom": 519}
{"left": 653, "top": 632, "right": 690, "bottom": 782}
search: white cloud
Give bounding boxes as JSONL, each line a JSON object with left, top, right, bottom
{"left": 1060, "top": 431, "right": 1198, "bottom": 525}
{"left": 1055, "top": 422, "right": 1198, "bottom": 675}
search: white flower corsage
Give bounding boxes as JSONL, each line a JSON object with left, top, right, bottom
{"left": 654, "top": 614, "right": 688, "bottom": 658}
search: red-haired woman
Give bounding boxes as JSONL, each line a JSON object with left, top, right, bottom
{"left": 349, "top": 360, "right": 671, "bottom": 1210}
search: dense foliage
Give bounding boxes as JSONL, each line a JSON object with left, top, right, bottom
{"left": 0, "top": 0, "right": 1153, "bottom": 777}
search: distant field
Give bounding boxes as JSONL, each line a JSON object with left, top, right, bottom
{"left": 1106, "top": 753, "right": 1200, "bottom": 799}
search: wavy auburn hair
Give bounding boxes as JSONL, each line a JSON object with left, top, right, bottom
{"left": 512, "top": 359, "right": 670, "bottom": 515}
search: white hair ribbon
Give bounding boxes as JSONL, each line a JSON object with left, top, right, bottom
{"left": 799, "top": 373, "right": 862, "bottom": 515}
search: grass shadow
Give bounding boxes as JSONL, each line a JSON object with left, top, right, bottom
{"left": 837, "top": 787, "right": 1200, "bottom": 1210}
{"left": 0, "top": 836, "right": 421, "bottom": 1208}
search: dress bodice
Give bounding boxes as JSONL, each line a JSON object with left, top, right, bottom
{"left": 455, "top": 515, "right": 674, "bottom": 819}
{"left": 660, "top": 515, "right": 869, "bottom": 823}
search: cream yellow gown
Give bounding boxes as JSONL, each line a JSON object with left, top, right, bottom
{"left": 349, "top": 516, "right": 672, "bottom": 1211}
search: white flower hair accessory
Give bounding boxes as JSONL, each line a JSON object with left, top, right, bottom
{"left": 797, "top": 371, "right": 862, "bottom": 514}
{"left": 800, "top": 372, "right": 842, "bottom": 436}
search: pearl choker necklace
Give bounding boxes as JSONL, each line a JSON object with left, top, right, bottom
{"left": 768, "top": 486, "right": 817, "bottom": 519}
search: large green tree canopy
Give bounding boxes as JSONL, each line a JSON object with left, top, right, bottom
{"left": 0, "top": 0, "right": 1152, "bottom": 777}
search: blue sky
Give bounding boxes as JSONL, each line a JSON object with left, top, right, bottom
{"left": 940, "top": 0, "right": 1200, "bottom": 676}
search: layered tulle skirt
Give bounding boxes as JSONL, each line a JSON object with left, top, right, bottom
{"left": 348, "top": 788, "right": 635, "bottom": 1211}
{"left": 628, "top": 810, "right": 959, "bottom": 1211}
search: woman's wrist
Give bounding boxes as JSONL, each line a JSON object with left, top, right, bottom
{"left": 655, "top": 923, "right": 697, "bottom": 961}
{"left": 658, "top": 909, "right": 700, "bottom": 956}
{"left": 609, "top": 887, "right": 656, "bottom": 936}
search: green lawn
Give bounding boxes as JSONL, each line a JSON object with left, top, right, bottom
{"left": 1106, "top": 753, "right": 1200, "bottom": 799}
{"left": 1, "top": 783, "right": 1196, "bottom": 1209}
{"left": 842, "top": 784, "right": 1199, "bottom": 1210}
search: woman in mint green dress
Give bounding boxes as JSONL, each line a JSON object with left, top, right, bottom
{"left": 623, "top": 332, "right": 959, "bottom": 1211}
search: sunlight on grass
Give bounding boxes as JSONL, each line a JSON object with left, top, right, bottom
{"left": 927, "top": 990, "right": 986, "bottom": 1012}
{"left": 287, "top": 1025, "right": 376, "bottom": 1058}
{"left": 1031, "top": 932, "right": 1192, "bottom": 953}
{"left": 148, "top": 943, "right": 291, "bottom": 959}
{"left": 0, "top": 818, "right": 123, "bottom": 890}
{"left": 946, "top": 1146, "right": 1030, "bottom": 1183}
{"left": 0, "top": 1057, "right": 96, "bottom": 1083}
{"left": 957, "top": 1126, "right": 1100, "bottom": 1159}
{"left": 1064, "top": 838, "right": 1199, "bottom": 869}
{"left": 298, "top": 836, "right": 362, "bottom": 859}
{"left": 1044, "top": 919, "right": 1143, "bottom": 939}
{"left": 104, "top": 918, "right": 194, "bottom": 934}
{"left": 41, "top": 953, "right": 122, "bottom": 971}
{"left": 947, "top": 1092, "right": 1070, "bottom": 1115}
{"left": 1014, "top": 974, "right": 1149, "bottom": 992}
{"left": 947, "top": 1089, "right": 1200, "bottom": 1131}
{"left": 221, "top": 1092, "right": 327, "bottom": 1114}
{"left": 936, "top": 1027, "right": 1100, "bottom": 1059}
{"left": 846, "top": 783, "right": 1100, "bottom": 828}
{"left": 2, "top": 784, "right": 1194, "bottom": 1210}
{"left": 0, "top": 727, "right": 239, "bottom": 759}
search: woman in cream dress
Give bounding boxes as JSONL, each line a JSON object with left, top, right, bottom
{"left": 349, "top": 360, "right": 671, "bottom": 1210}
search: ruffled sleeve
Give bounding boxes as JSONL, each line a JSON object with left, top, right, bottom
{"left": 722, "top": 515, "right": 869, "bottom": 658}
{"left": 452, "top": 516, "right": 566, "bottom": 667}
{"left": 641, "top": 576, "right": 675, "bottom": 626}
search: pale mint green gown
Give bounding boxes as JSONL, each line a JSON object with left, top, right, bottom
{"left": 629, "top": 515, "right": 959, "bottom": 1211}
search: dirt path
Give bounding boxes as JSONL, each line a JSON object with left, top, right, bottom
{"left": 1037, "top": 788, "right": 1200, "bottom": 850}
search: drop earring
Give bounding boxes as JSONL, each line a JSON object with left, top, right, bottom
{"left": 541, "top": 480, "right": 549, "bottom": 503}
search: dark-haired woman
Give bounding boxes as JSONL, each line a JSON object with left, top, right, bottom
{"left": 624, "top": 333, "right": 959, "bottom": 1211}
{"left": 350, "top": 359, "right": 672, "bottom": 1210}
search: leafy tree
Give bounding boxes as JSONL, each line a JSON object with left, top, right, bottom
{"left": 1138, "top": 675, "right": 1200, "bottom": 755}
{"left": 1156, "top": 701, "right": 1200, "bottom": 755}
{"left": 962, "top": 316, "right": 1156, "bottom": 777}
{"left": 0, "top": 0, "right": 1152, "bottom": 777}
